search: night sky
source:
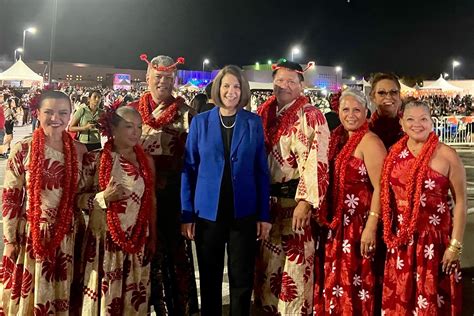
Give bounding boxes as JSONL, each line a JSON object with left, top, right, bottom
{"left": 1, "top": 0, "right": 473, "bottom": 79}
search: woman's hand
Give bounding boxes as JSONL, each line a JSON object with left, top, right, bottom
{"left": 84, "top": 122, "right": 95, "bottom": 131}
{"left": 103, "top": 176, "right": 131, "bottom": 204}
{"left": 360, "top": 224, "right": 377, "bottom": 258}
{"left": 441, "top": 247, "right": 460, "bottom": 275}
{"left": 257, "top": 222, "right": 272, "bottom": 241}
{"left": 181, "top": 223, "right": 195, "bottom": 240}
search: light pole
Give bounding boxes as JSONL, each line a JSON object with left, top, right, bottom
{"left": 335, "top": 66, "right": 342, "bottom": 89}
{"left": 291, "top": 47, "right": 300, "bottom": 61}
{"left": 202, "top": 58, "right": 209, "bottom": 72}
{"left": 14, "top": 47, "right": 23, "bottom": 61}
{"left": 452, "top": 60, "right": 460, "bottom": 80}
{"left": 22, "top": 27, "right": 37, "bottom": 60}
{"left": 48, "top": 0, "right": 58, "bottom": 85}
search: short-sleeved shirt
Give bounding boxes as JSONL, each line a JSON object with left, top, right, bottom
{"left": 72, "top": 105, "right": 103, "bottom": 144}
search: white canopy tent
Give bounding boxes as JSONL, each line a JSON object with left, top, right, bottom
{"left": 420, "top": 75, "right": 464, "bottom": 92}
{"left": 0, "top": 58, "right": 43, "bottom": 87}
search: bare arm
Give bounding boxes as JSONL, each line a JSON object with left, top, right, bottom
{"left": 446, "top": 146, "right": 467, "bottom": 243}
{"left": 360, "top": 133, "right": 387, "bottom": 256}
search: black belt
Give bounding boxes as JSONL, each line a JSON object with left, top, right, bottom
{"left": 270, "top": 179, "right": 299, "bottom": 198}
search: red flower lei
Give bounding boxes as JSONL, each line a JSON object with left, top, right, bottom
{"left": 380, "top": 132, "right": 439, "bottom": 248}
{"left": 318, "top": 122, "right": 369, "bottom": 229}
{"left": 258, "top": 95, "right": 309, "bottom": 152}
{"left": 138, "top": 92, "right": 183, "bottom": 130}
{"left": 28, "top": 128, "right": 78, "bottom": 259}
{"left": 98, "top": 140, "right": 153, "bottom": 253}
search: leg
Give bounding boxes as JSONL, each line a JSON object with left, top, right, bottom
{"left": 195, "top": 218, "right": 226, "bottom": 316}
{"left": 227, "top": 216, "right": 257, "bottom": 316}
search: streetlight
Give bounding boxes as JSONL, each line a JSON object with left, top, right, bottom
{"left": 267, "top": 60, "right": 272, "bottom": 65}
{"left": 443, "top": 73, "right": 449, "bottom": 79}
{"left": 351, "top": 76, "right": 356, "bottom": 81}
{"left": 202, "top": 58, "right": 210, "bottom": 72}
{"left": 14, "top": 47, "right": 23, "bottom": 61}
{"left": 335, "top": 66, "right": 342, "bottom": 89}
{"left": 452, "top": 60, "right": 460, "bottom": 80}
{"left": 291, "top": 46, "right": 300, "bottom": 61}
{"left": 22, "top": 27, "right": 37, "bottom": 59}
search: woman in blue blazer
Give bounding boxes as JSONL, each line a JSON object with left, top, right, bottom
{"left": 181, "top": 65, "right": 271, "bottom": 316}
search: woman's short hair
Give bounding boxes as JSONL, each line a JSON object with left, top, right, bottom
{"left": 339, "top": 88, "right": 368, "bottom": 108}
{"left": 38, "top": 90, "right": 71, "bottom": 110}
{"left": 401, "top": 99, "right": 431, "bottom": 114}
{"left": 211, "top": 65, "right": 250, "bottom": 109}
{"left": 370, "top": 73, "right": 401, "bottom": 94}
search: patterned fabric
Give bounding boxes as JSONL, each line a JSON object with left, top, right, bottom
{"left": 382, "top": 147, "right": 462, "bottom": 315}
{"left": 254, "top": 200, "right": 314, "bottom": 315}
{"left": 255, "top": 101, "right": 329, "bottom": 315}
{"left": 77, "top": 151, "right": 150, "bottom": 315}
{"left": 265, "top": 101, "right": 330, "bottom": 208}
{"left": 0, "top": 139, "right": 82, "bottom": 315}
{"left": 131, "top": 97, "right": 199, "bottom": 315}
{"left": 314, "top": 157, "right": 376, "bottom": 315}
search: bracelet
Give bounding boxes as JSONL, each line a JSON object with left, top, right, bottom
{"left": 447, "top": 245, "right": 462, "bottom": 255}
{"left": 369, "top": 212, "right": 380, "bottom": 219}
{"left": 450, "top": 238, "right": 463, "bottom": 249}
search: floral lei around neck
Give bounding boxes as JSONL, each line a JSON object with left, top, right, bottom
{"left": 28, "top": 128, "right": 78, "bottom": 259}
{"left": 318, "top": 122, "right": 369, "bottom": 229}
{"left": 98, "top": 139, "right": 153, "bottom": 253}
{"left": 257, "top": 95, "right": 309, "bottom": 152}
{"left": 380, "top": 132, "right": 439, "bottom": 248}
{"left": 138, "top": 92, "right": 184, "bottom": 130}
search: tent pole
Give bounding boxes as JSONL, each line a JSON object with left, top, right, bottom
{"left": 48, "top": 0, "right": 58, "bottom": 85}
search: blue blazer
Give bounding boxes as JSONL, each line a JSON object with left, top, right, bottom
{"left": 181, "top": 107, "right": 270, "bottom": 223}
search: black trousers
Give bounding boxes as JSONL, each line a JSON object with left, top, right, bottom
{"left": 195, "top": 215, "right": 257, "bottom": 316}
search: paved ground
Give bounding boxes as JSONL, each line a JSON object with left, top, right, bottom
{"left": 0, "top": 124, "right": 473, "bottom": 315}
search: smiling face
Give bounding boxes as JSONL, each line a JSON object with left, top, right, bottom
{"left": 37, "top": 98, "right": 72, "bottom": 135}
{"left": 273, "top": 68, "right": 303, "bottom": 106}
{"left": 371, "top": 79, "right": 402, "bottom": 117}
{"left": 401, "top": 105, "right": 433, "bottom": 143}
{"left": 339, "top": 95, "right": 367, "bottom": 132}
{"left": 219, "top": 74, "right": 241, "bottom": 111}
{"left": 147, "top": 67, "right": 175, "bottom": 102}
{"left": 112, "top": 111, "right": 143, "bottom": 148}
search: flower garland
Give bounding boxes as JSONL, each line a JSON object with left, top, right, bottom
{"left": 318, "top": 122, "right": 369, "bottom": 229}
{"left": 138, "top": 92, "right": 182, "bottom": 130}
{"left": 380, "top": 132, "right": 439, "bottom": 248}
{"left": 258, "top": 95, "right": 309, "bottom": 152}
{"left": 98, "top": 139, "right": 153, "bottom": 253}
{"left": 28, "top": 128, "right": 78, "bottom": 259}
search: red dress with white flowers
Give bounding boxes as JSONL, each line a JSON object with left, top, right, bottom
{"left": 318, "top": 156, "right": 376, "bottom": 315}
{"left": 382, "top": 147, "right": 462, "bottom": 315}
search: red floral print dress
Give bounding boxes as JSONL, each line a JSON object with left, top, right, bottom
{"left": 382, "top": 147, "right": 462, "bottom": 315}
{"left": 77, "top": 151, "right": 150, "bottom": 316}
{"left": 315, "top": 156, "right": 376, "bottom": 315}
{"left": 0, "top": 139, "right": 82, "bottom": 316}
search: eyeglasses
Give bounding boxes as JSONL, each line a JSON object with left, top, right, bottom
{"left": 376, "top": 90, "right": 399, "bottom": 97}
